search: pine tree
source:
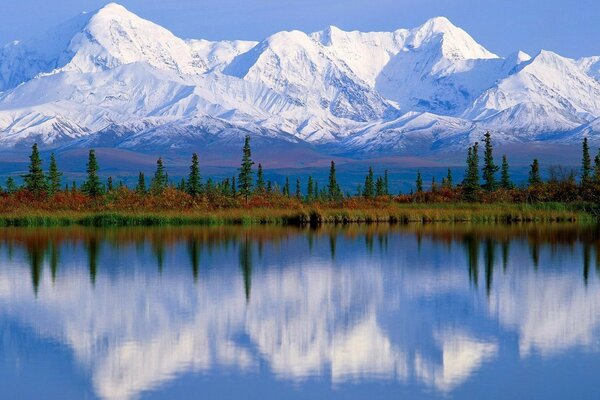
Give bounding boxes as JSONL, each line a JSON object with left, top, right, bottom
{"left": 581, "top": 137, "right": 592, "bottom": 185}
{"left": 431, "top": 176, "right": 437, "bottom": 193}
{"left": 327, "top": 161, "right": 342, "bottom": 201}
{"left": 5, "top": 177, "right": 17, "bottom": 194}
{"left": 295, "top": 178, "right": 301, "bottom": 200}
{"left": 482, "top": 132, "right": 499, "bottom": 191}
{"left": 416, "top": 171, "right": 423, "bottom": 193}
{"left": 23, "top": 143, "right": 48, "bottom": 197}
{"left": 462, "top": 143, "right": 480, "bottom": 202}
{"left": 500, "top": 155, "right": 513, "bottom": 189}
{"left": 82, "top": 149, "right": 103, "bottom": 197}
{"left": 47, "top": 153, "right": 63, "bottom": 196}
{"left": 528, "top": 159, "right": 542, "bottom": 186}
{"left": 150, "top": 158, "right": 168, "bottom": 195}
{"left": 314, "top": 181, "right": 320, "bottom": 200}
{"left": 384, "top": 170, "right": 389, "bottom": 195}
{"left": 307, "top": 176, "right": 314, "bottom": 201}
{"left": 255, "top": 163, "right": 265, "bottom": 194}
{"left": 363, "top": 167, "right": 375, "bottom": 198}
{"left": 238, "top": 135, "right": 254, "bottom": 203}
{"left": 375, "top": 176, "right": 385, "bottom": 196}
{"left": 106, "top": 176, "right": 114, "bottom": 192}
{"left": 187, "top": 153, "right": 202, "bottom": 196}
{"left": 136, "top": 172, "right": 146, "bottom": 194}
{"left": 231, "top": 176, "right": 237, "bottom": 196}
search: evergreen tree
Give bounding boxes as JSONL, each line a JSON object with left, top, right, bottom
{"left": 431, "top": 176, "right": 437, "bottom": 193}
{"left": 5, "top": 177, "right": 17, "bottom": 194}
{"left": 528, "top": 159, "right": 542, "bottom": 186}
{"left": 255, "top": 163, "right": 265, "bottom": 194}
{"left": 444, "top": 169, "right": 453, "bottom": 189}
{"left": 462, "top": 143, "right": 480, "bottom": 201}
{"left": 482, "top": 132, "right": 499, "bottom": 191}
{"left": 307, "top": 176, "right": 314, "bottom": 201}
{"left": 231, "top": 176, "right": 237, "bottom": 196}
{"left": 23, "top": 143, "right": 48, "bottom": 197}
{"left": 187, "top": 153, "right": 202, "bottom": 196}
{"left": 363, "top": 167, "right": 375, "bottom": 198}
{"left": 238, "top": 135, "right": 254, "bottom": 202}
{"left": 283, "top": 177, "right": 290, "bottom": 197}
{"left": 178, "top": 178, "right": 186, "bottom": 192}
{"left": 82, "top": 149, "right": 103, "bottom": 197}
{"left": 295, "top": 178, "right": 302, "bottom": 200}
{"left": 47, "top": 153, "right": 63, "bottom": 196}
{"left": 150, "top": 158, "right": 168, "bottom": 195}
{"left": 266, "top": 180, "right": 273, "bottom": 195}
{"left": 500, "top": 155, "right": 513, "bottom": 189}
{"left": 106, "top": 176, "right": 114, "bottom": 192}
{"left": 416, "top": 171, "right": 423, "bottom": 193}
{"left": 384, "top": 170, "right": 389, "bottom": 195}
{"left": 327, "top": 161, "right": 342, "bottom": 201}
{"left": 581, "top": 137, "right": 592, "bottom": 185}
{"left": 594, "top": 150, "right": 600, "bottom": 183}
{"left": 205, "top": 178, "right": 215, "bottom": 194}
{"left": 136, "top": 172, "right": 146, "bottom": 194}
{"left": 375, "top": 176, "right": 385, "bottom": 196}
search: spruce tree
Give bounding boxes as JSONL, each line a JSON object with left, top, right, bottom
{"left": 500, "top": 155, "right": 513, "bottom": 189}
{"left": 187, "top": 153, "right": 202, "bottom": 196}
{"left": 482, "top": 132, "right": 499, "bottom": 191}
{"left": 431, "top": 176, "right": 437, "bottom": 193}
{"left": 231, "top": 176, "right": 237, "bottom": 196}
{"left": 256, "top": 163, "right": 265, "bottom": 194}
{"left": 416, "top": 171, "right": 423, "bottom": 193}
{"left": 283, "top": 177, "right": 290, "bottom": 197}
{"left": 462, "top": 143, "right": 480, "bottom": 202}
{"left": 238, "top": 135, "right": 254, "bottom": 203}
{"left": 375, "top": 176, "right": 385, "bottom": 196}
{"left": 363, "top": 167, "right": 375, "bottom": 198}
{"left": 307, "top": 176, "right": 314, "bottom": 201}
{"left": 295, "top": 178, "right": 301, "bottom": 200}
{"left": 594, "top": 151, "right": 600, "bottom": 183}
{"left": 47, "top": 153, "right": 63, "bottom": 196}
{"left": 581, "top": 137, "right": 592, "bottom": 185}
{"left": 5, "top": 177, "right": 17, "bottom": 194}
{"left": 23, "top": 143, "right": 48, "bottom": 197}
{"left": 327, "top": 161, "right": 342, "bottom": 201}
{"left": 106, "top": 176, "right": 114, "bottom": 192}
{"left": 82, "top": 149, "right": 103, "bottom": 197}
{"left": 444, "top": 169, "right": 453, "bottom": 189}
{"left": 150, "top": 158, "right": 168, "bottom": 195}
{"left": 136, "top": 172, "right": 146, "bottom": 194}
{"left": 266, "top": 180, "right": 273, "bottom": 195}
{"left": 178, "top": 178, "right": 186, "bottom": 192}
{"left": 384, "top": 170, "right": 389, "bottom": 195}
{"left": 528, "top": 159, "right": 542, "bottom": 186}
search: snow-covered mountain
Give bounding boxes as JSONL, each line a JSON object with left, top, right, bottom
{"left": 0, "top": 2, "right": 599, "bottom": 156}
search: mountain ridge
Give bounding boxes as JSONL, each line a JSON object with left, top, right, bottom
{"left": 0, "top": 3, "right": 599, "bottom": 157}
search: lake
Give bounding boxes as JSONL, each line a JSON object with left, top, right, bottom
{"left": 0, "top": 224, "right": 599, "bottom": 399}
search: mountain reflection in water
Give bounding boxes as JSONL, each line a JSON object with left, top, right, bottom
{"left": 0, "top": 224, "right": 599, "bottom": 400}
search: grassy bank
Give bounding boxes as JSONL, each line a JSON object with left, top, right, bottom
{"left": 0, "top": 202, "right": 593, "bottom": 227}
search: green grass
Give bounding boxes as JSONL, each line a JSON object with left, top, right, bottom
{"left": 0, "top": 202, "right": 593, "bottom": 227}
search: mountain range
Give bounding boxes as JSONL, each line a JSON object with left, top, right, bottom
{"left": 0, "top": 3, "right": 599, "bottom": 161}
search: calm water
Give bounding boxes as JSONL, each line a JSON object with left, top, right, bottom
{"left": 0, "top": 224, "right": 599, "bottom": 399}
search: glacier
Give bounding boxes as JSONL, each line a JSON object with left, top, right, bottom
{"left": 0, "top": 2, "right": 599, "bottom": 158}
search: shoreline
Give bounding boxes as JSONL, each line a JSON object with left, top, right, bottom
{"left": 0, "top": 203, "right": 593, "bottom": 227}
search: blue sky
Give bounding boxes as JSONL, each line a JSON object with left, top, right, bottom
{"left": 0, "top": 0, "right": 598, "bottom": 58}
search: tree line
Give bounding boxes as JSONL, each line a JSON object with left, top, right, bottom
{"left": 5, "top": 133, "right": 600, "bottom": 205}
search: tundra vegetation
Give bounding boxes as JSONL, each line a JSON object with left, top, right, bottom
{"left": 0, "top": 134, "right": 598, "bottom": 226}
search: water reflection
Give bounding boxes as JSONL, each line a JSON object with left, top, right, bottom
{"left": 0, "top": 225, "right": 599, "bottom": 399}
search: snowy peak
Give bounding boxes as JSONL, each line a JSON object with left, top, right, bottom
{"left": 63, "top": 3, "right": 202, "bottom": 75}
{"left": 408, "top": 17, "right": 498, "bottom": 61}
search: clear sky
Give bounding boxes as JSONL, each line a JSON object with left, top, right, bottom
{"left": 1, "top": 0, "right": 598, "bottom": 58}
